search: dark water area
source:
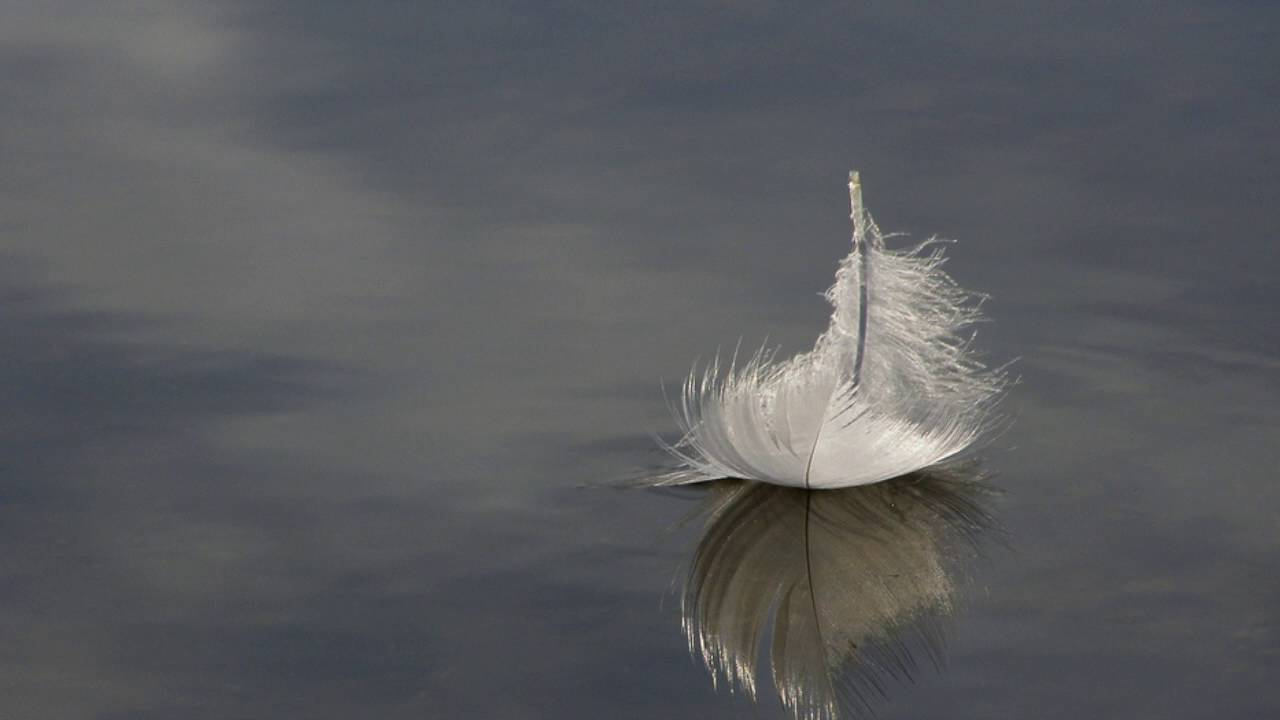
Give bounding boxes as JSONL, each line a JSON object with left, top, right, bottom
{"left": 2, "top": 3, "right": 1278, "bottom": 718}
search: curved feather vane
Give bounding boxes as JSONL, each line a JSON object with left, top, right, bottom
{"left": 680, "top": 464, "right": 1000, "bottom": 720}
{"left": 656, "top": 172, "right": 1007, "bottom": 488}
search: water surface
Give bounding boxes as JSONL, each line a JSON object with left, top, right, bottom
{"left": 2, "top": 3, "right": 1278, "bottom": 718}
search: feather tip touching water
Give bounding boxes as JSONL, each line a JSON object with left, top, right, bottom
{"left": 653, "top": 172, "right": 1008, "bottom": 489}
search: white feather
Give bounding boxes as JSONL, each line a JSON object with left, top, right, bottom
{"left": 656, "top": 172, "right": 1007, "bottom": 489}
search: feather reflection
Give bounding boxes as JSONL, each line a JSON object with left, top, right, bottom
{"left": 679, "top": 462, "right": 999, "bottom": 720}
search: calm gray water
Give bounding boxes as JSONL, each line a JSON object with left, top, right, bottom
{"left": 2, "top": 3, "right": 1278, "bottom": 718}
